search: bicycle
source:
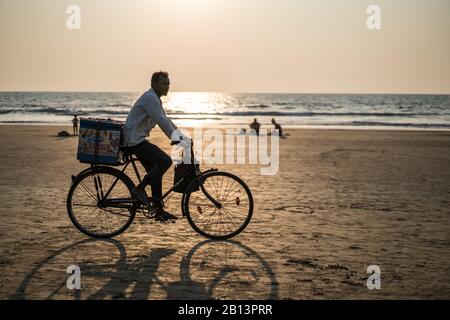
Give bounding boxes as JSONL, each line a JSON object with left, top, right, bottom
{"left": 66, "top": 141, "right": 254, "bottom": 239}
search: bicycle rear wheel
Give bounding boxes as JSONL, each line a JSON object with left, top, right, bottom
{"left": 67, "top": 166, "right": 136, "bottom": 238}
{"left": 182, "top": 171, "right": 253, "bottom": 239}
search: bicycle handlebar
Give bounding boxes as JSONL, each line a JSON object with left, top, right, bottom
{"left": 170, "top": 139, "right": 194, "bottom": 147}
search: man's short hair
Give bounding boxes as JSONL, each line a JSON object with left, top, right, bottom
{"left": 151, "top": 71, "right": 169, "bottom": 87}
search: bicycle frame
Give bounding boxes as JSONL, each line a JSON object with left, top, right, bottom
{"left": 77, "top": 152, "right": 220, "bottom": 211}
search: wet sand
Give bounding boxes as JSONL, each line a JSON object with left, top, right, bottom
{"left": 0, "top": 125, "right": 449, "bottom": 299}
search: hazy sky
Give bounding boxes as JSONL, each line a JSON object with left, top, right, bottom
{"left": 1, "top": 0, "right": 449, "bottom": 93}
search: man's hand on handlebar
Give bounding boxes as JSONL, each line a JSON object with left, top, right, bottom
{"left": 171, "top": 135, "right": 192, "bottom": 148}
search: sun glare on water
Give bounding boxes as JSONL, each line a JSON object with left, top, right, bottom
{"left": 162, "top": 92, "right": 229, "bottom": 127}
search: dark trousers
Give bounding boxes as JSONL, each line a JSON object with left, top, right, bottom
{"left": 125, "top": 140, "right": 172, "bottom": 199}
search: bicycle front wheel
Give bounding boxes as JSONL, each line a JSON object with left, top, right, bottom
{"left": 182, "top": 171, "right": 254, "bottom": 239}
{"left": 67, "top": 166, "right": 136, "bottom": 238}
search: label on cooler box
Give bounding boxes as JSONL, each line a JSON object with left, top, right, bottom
{"left": 77, "top": 118, "right": 123, "bottom": 164}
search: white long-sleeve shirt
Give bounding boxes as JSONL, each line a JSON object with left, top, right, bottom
{"left": 123, "top": 88, "right": 177, "bottom": 147}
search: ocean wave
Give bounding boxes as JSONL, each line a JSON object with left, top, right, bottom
{"left": 0, "top": 108, "right": 129, "bottom": 116}
{"left": 22, "top": 104, "right": 47, "bottom": 108}
{"left": 35, "top": 107, "right": 75, "bottom": 114}
{"left": 242, "top": 104, "right": 271, "bottom": 109}
{"left": 0, "top": 107, "right": 75, "bottom": 114}
{"left": 105, "top": 104, "right": 131, "bottom": 107}
{"left": 88, "top": 109, "right": 128, "bottom": 115}
{"left": 203, "top": 111, "right": 445, "bottom": 117}
{"left": 273, "top": 102, "right": 294, "bottom": 106}
{"left": 0, "top": 120, "right": 60, "bottom": 123}
{"left": 351, "top": 121, "right": 450, "bottom": 128}
{"left": 280, "top": 106, "right": 297, "bottom": 110}
{"left": 1, "top": 108, "right": 447, "bottom": 118}
{"left": 3, "top": 119, "right": 449, "bottom": 129}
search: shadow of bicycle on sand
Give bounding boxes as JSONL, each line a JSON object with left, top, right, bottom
{"left": 11, "top": 238, "right": 278, "bottom": 300}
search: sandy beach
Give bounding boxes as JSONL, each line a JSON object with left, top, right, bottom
{"left": 0, "top": 125, "right": 449, "bottom": 300}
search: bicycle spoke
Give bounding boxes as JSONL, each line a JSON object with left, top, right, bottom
{"left": 212, "top": 176, "right": 221, "bottom": 200}
{"left": 225, "top": 186, "right": 245, "bottom": 201}
{"left": 73, "top": 203, "right": 98, "bottom": 208}
{"left": 221, "top": 180, "right": 239, "bottom": 202}
{"left": 221, "top": 203, "right": 244, "bottom": 216}
{"left": 218, "top": 175, "right": 225, "bottom": 200}
{"left": 221, "top": 177, "right": 232, "bottom": 202}
{"left": 101, "top": 207, "right": 132, "bottom": 218}
{"left": 204, "top": 209, "right": 217, "bottom": 234}
{"left": 205, "top": 178, "right": 219, "bottom": 199}
{"left": 78, "top": 180, "right": 98, "bottom": 201}
{"left": 199, "top": 208, "right": 218, "bottom": 232}
{"left": 221, "top": 190, "right": 246, "bottom": 205}
{"left": 220, "top": 207, "right": 239, "bottom": 231}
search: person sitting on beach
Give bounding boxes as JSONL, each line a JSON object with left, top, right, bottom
{"left": 122, "top": 71, "right": 188, "bottom": 222}
{"left": 249, "top": 118, "right": 261, "bottom": 136}
{"left": 271, "top": 118, "right": 283, "bottom": 137}
{"left": 72, "top": 115, "right": 79, "bottom": 135}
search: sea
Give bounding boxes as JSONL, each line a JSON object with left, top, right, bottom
{"left": 1, "top": 92, "right": 450, "bottom": 130}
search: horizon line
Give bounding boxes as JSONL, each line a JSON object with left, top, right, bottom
{"left": 1, "top": 90, "right": 450, "bottom": 95}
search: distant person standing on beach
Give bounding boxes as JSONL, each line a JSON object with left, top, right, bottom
{"left": 249, "top": 118, "right": 261, "bottom": 136}
{"left": 271, "top": 118, "right": 283, "bottom": 136}
{"left": 72, "top": 115, "right": 79, "bottom": 135}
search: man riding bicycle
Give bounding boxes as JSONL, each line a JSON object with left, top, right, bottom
{"left": 122, "top": 71, "right": 188, "bottom": 222}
